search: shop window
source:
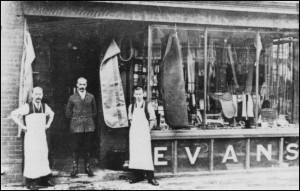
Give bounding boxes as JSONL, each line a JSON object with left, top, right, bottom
{"left": 149, "top": 25, "right": 299, "bottom": 130}
{"left": 205, "top": 29, "right": 298, "bottom": 129}
{"left": 149, "top": 26, "right": 205, "bottom": 130}
{"left": 206, "top": 29, "right": 259, "bottom": 129}
{"left": 259, "top": 32, "right": 299, "bottom": 127}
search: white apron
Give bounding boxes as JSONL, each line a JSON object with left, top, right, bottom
{"left": 129, "top": 104, "right": 154, "bottom": 171}
{"left": 24, "top": 111, "right": 51, "bottom": 179}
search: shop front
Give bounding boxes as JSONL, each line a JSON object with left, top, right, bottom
{"left": 21, "top": 1, "right": 299, "bottom": 174}
{"left": 148, "top": 25, "right": 299, "bottom": 173}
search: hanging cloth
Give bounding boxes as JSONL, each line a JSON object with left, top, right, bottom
{"left": 208, "top": 38, "right": 216, "bottom": 78}
{"left": 252, "top": 94, "right": 261, "bottom": 118}
{"left": 187, "top": 38, "right": 195, "bottom": 93}
{"left": 227, "top": 44, "right": 240, "bottom": 90}
{"left": 245, "top": 47, "right": 255, "bottom": 94}
{"left": 242, "top": 93, "right": 247, "bottom": 119}
{"left": 160, "top": 32, "right": 189, "bottom": 128}
{"left": 232, "top": 94, "right": 238, "bottom": 117}
{"left": 100, "top": 39, "right": 128, "bottom": 128}
{"left": 187, "top": 38, "right": 196, "bottom": 107}
{"left": 242, "top": 93, "right": 254, "bottom": 119}
{"left": 247, "top": 94, "right": 254, "bottom": 117}
{"left": 208, "top": 92, "right": 236, "bottom": 119}
{"left": 18, "top": 20, "right": 35, "bottom": 137}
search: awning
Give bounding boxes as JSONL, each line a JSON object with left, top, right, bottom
{"left": 21, "top": 1, "right": 299, "bottom": 29}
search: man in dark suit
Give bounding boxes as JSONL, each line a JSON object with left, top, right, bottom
{"left": 66, "top": 77, "right": 97, "bottom": 177}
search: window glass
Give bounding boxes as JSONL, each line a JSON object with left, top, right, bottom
{"left": 150, "top": 25, "right": 299, "bottom": 130}
{"left": 150, "top": 26, "right": 205, "bottom": 130}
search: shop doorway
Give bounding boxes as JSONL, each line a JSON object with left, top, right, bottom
{"left": 49, "top": 36, "right": 100, "bottom": 159}
{"left": 29, "top": 18, "right": 104, "bottom": 168}
{"left": 29, "top": 17, "right": 147, "bottom": 170}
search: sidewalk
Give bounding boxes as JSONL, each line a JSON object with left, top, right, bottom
{"left": 1, "top": 167, "right": 299, "bottom": 190}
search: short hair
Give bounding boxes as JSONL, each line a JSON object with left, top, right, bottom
{"left": 32, "top": 87, "right": 43, "bottom": 93}
{"left": 133, "top": 86, "right": 144, "bottom": 92}
{"left": 77, "top": 77, "right": 87, "bottom": 83}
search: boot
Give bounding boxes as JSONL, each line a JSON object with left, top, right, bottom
{"left": 129, "top": 170, "right": 144, "bottom": 184}
{"left": 147, "top": 171, "right": 159, "bottom": 186}
{"left": 70, "top": 152, "right": 79, "bottom": 177}
{"left": 39, "top": 174, "right": 55, "bottom": 187}
{"left": 26, "top": 178, "right": 39, "bottom": 190}
{"left": 84, "top": 152, "right": 94, "bottom": 177}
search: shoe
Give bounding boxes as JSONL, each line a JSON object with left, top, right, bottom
{"left": 26, "top": 183, "right": 39, "bottom": 190}
{"left": 85, "top": 152, "right": 94, "bottom": 177}
{"left": 70, "top": 165, "right": 79, "bottom": 177}
{"left": 70, "top": 152, "right": 79, "bottom": 177}
{"left": 148, "top": 178, "right": 159, "bottom": 186}
{"left": 85, "top": 167, "right": 94, "bottom": 177}
{"left": 40, "top": 181, "right": 55, "bottom": 187}
{"left": 70, "top": 169, "right": 78, "bottom": 177}
{"left": 129, "top": 178, "right": 143, "bottom": 184}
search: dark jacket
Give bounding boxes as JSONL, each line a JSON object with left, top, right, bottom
{"left": 65, "top": 92, "right": 97, "bottom": 133}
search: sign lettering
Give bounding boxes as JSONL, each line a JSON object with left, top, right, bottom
{"left": 257, "top": 144, "right": 272, "bottom": 161}
{"left": 154, "top": 147, "right": 168, "bottom": 166}
{"left": 222, "top": 145, "right": 238, "bottom": 163}
{"left": 185, "top": 147, "right": 201, "bottom": 165}
{"left": 286, "top": 143, "right": 299, "bottom": 160}
{"left": 153, "top": 142, "right": 299, "bottom": 167}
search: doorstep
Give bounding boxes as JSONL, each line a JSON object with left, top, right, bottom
{"left": 1, "top": 166, "right": 298, "bottom": 188}
{"left": 51, "top": 165, "right": 299, "bottom": 185}
{"left": 51, "top": 168, "right": 133, "bottom": 184}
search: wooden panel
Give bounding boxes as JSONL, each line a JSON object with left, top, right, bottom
{"left": 283, "top": 137, "right": 299, "bottom": 167}
{"left": 250, "top": 138, "right": 280, "bottom": 168}
{"left": 177, "top": 139, "right": 210, "bottom": 172}
{"left": 151, "top": 128, "right": 299, "bottom": 140}
{"left": 213, "top": 139, "right": 246, "bottom": 170}
{"left": 23, "top": 2, "right": 299, "bottom": 29}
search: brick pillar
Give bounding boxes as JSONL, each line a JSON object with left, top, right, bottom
{"left": 1, "top": 1, "right": 25, "bottom": 184}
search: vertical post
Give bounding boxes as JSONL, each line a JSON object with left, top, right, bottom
{"left": 147, "top": 25, "right": 152, "bottom": 100}
{"left": 293, "top": 42, "right": 299, "bottom": 123}
{"left": 246, "top": 138, "right": 250, "bottom": 170}
{"left": 279, "top": 137, "right": 284, "bottom": 167}
{"left": 172, "top": 140, "right": 178, "bottom": 174}
{"left": 204, "top": 27, "right": 208, "bottom": 129}
{"left": 276, "top": 42, "right": 280, "bottom": 114}
{"left": 210, "top": 139, "right": 214, "bottom": 172}
{"left": 255, "top": 31, "right": 260, "bottom": 128}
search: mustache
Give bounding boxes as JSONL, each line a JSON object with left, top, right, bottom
{"left": 35, "top": 98, "right": 42, "bottom": 101}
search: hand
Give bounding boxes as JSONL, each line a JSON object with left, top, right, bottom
{"left": 45, "top": 124, "right": 50, "bottom": 129}
{"left": 21, "top": 125, "right": 27, "bottom": 132}
{"left": 149, "top": 121, "right": 156, "bottom": 130}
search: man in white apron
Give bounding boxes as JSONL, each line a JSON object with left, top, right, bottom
{"left": 11, "top": 87, "right": 55, "bottom": 190}
{"left": 128, "top": 86, "right": 159, "bottom": 186}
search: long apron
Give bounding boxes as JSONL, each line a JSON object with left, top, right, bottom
{"left": 129, "top": 105, "right": 154, "bottom": 171}
{"left": 24, "top": 112, "right": 51, "bottom": 179}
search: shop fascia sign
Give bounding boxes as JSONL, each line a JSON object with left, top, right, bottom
{"left": 154, "top": 143, "right": 299, "bottom": 166}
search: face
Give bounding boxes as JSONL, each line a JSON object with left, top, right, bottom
{"left": 77, "top": 78, "right": 87, "bottom": 92}
{"left": 32, "top": 88, "right": 43, "bottom": 103}
{"left": 134, "top": 89, "right": 144, "bottom": 102}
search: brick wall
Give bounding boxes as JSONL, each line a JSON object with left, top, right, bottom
{"left": 1, "top": 1, "right": 25, "bottom": 184}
